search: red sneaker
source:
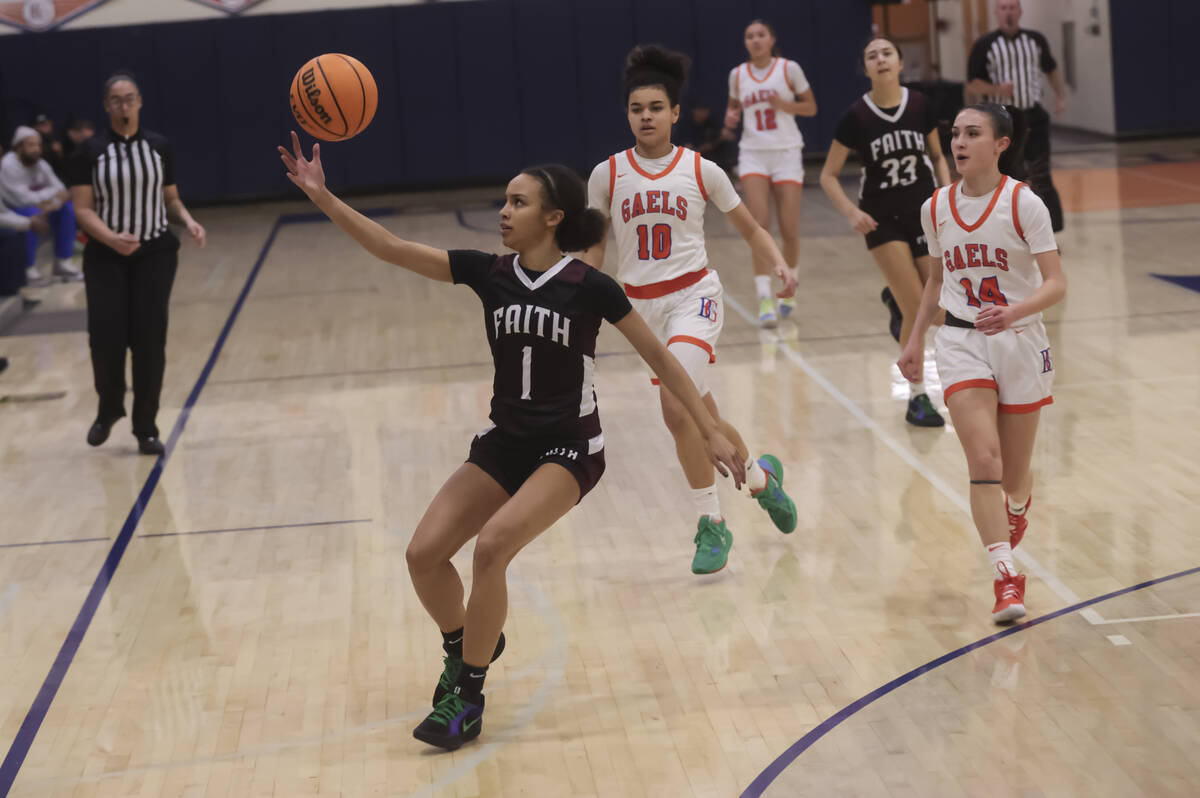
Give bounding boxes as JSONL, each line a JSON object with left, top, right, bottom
{"left": 992, "top": 568, "right": 1027, "bottom": 623}
{"left": 1006, "top": 495, "right": 1031, "bottom": 549}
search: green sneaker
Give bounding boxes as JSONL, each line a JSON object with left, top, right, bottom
{"left": 413, "top": 692, "right": 484, "bottom": 751}
{"left": 754, "top": 454, "right": 797, "bottom": 534}
{"left": 758, "top": 297, "right": 778, "bottom": 328}
{"left": 905, "top": 393, "right": 946, "bottom": 427}
{"left": 691, "top": 516, "right": 733, "bottom": 574}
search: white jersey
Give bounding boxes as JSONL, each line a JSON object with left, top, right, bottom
{"left": 728, "top": 58, "right": 809, "bottom": 150}
{"left": 921, "top": 176, "right": 1057, "bottom": 326}
{"left": 588, "top": 146, "right": 740, "bottom": 293}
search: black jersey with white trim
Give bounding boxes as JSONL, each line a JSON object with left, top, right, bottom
{"left": 450, "top": 250, "right": 632, "bottom": 441}
{"left": 834, "top": 88, "right": 937, "bottom": 207}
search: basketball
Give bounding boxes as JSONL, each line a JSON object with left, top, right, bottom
{"left": 289, "top": 53, "right": 378, "bottom": 142}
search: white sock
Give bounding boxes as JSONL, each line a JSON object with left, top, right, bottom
{"left": 692, "top": 485, "right": 721, "bottom": 520}
{"left": 909, "top": 381, "right": 925, "bottom": 397}
{"left": 746, "top": 458, "right": 768, "bottom": 494}
{"left": 754, "top": 275, "right": 772, "bottom": 300}
{"left": 1007, "top": 495, "right": 1029, "bottom": 515}
{"left": 987, "top": 541, "right": 1017, "bottom": 580}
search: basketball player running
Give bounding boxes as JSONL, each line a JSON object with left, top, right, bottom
{"left": 724, "top": 19, "right": 817, "bottom": 327}
{"left": 583, "top": 45, "right": 799, "bottom": 576}
{"left": 279, "top": 133, "right": 745, "bottom": 750}
{"left": 820, "top": 37, "right": 952, "bottom": 428}
{"left": 897, "top": 105, "right": 1065, "bottom": 623}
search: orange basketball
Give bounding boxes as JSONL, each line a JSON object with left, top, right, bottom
{"left": 289, "top": 54, "right": 378, "bottom": 142}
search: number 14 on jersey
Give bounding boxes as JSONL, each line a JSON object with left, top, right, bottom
{"left": 960, "top": 275, "right": 1009, "bottom": 308}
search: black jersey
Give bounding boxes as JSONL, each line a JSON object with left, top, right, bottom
{"left": 450, "top": 250, "right": 633, "bottom": 442}
{"left": 834, "top": 88, "right": 937, "bottom": 208}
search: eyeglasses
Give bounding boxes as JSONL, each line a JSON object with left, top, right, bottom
{"left": 107, "top": 94, "right": 139, "bottom": 108}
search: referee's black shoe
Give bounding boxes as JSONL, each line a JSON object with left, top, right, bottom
{"left": 87, "top": 416, "right": 119, "bottom": 446}
{"left": 881, "top": 287, "right": 902, "bottom": 343}
{"left": 137, "top": 436, "right": 165, "bottom": 456}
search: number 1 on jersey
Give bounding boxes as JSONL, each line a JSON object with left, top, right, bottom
{"left": 521, "top": 345, "right": 532, "bottom": 400}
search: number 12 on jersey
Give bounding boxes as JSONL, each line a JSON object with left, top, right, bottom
{"left": 960, "top": 276, "right": 1009, "bottom": 308}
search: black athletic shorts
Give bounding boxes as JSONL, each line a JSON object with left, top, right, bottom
{"left": 862, "top": 200, "right": 929, "bottom": 258}
{"left": 467, "top": 426, "right": 606, "bottom": 503}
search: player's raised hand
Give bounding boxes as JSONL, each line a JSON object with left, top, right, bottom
{"left": 705, "top": 431, "right": 746, "bottom": 490}
{"left": 278, "top": 130, "right": 327, "bottom": 196}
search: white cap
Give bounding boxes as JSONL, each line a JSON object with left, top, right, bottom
{"left": 11, "top": 126, "right": 39, "bottom": 148}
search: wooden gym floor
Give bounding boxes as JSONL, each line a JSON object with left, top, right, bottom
{"left": 1, "top": 135, "right": 1198, "bottom": 797}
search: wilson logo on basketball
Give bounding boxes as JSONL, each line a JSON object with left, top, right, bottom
{"left": 0, "top": 0, "right": 107, "bottom": 33}
{"left": 300, "top": 68, "right": 334, "bottom": 127}
{"left": 288, "top": 54, "right": 379, "bottom": 142}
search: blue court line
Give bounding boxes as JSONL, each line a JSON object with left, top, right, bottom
{"left": 0, "top": 537, "right": 109, "bottom": 551}
{"left": 140, "top": 518, "right": 371, "bottom": 539}
{"left": 0, "top": 216, "right": 286, "bottom": 795}
{"left": 1150, "top": 273, "right": 1200, "bottom": 294}
{"left": 739, "top": 562, "right": 1200, "bottom": 798}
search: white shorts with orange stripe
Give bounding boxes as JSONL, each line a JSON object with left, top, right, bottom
{"left": 632, "top": 270, "right": 723, "bottom": 395}
{"left": 736, "top": 144, "right": 804, "bottom": 185}
{"left": 935, "top": 321, "right": 1054, "bottom": 413}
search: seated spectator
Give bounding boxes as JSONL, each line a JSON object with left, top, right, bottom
{"left": 1, "top": 190, "right": 50, "bottom": 293}
{"left": 62, "top": 116, "right": 96, "bottom": 161}
{"left": 0, "top": 126, "right": 81, "bottom": 283}
{"left": 34, "top": 113, "right": 66, "bottom": 180}
{"left": 678, "top": 102, "right": 737, "bottom": 176}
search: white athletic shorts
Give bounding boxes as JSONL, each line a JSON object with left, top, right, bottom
{"left": 935, "top": 321, "right": 1055, "bottom": 413}
{"left": 737, "top": 145, "right": 804, "bottom": 185}
{"left": 631, "top": 270, "right": 724, "bottom": 396}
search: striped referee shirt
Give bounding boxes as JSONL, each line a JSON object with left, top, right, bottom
{"left": 67, "top": 128, "right": 174, "bottom": 243}
{"left": 968, "top": 29, "right": 1058, "bottom": 110}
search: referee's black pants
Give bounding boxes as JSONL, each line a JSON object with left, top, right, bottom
{"left": 83, "top": 233, "right": 180, "bottom": 439}
{"left": 1005, "top": 104, "right": 1065, "bottom": 232}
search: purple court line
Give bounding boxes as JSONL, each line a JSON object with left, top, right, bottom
{"left": 0, "top": 537, "right": 109, "bottom": 551}
{"left": 0, "top": 216, "right": 286, "bottom": 795}
{"left": 140, "top": 518, "right": 371, "bottom": 539}
{"left": 739, "top": 563, "right": 1200, "bottom": 798}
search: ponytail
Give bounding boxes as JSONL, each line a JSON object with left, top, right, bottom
{"left": 522, "top": 164, "right": 606, "bottom": 252}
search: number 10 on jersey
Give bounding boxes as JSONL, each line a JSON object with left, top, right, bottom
{"left": 636, "top": 223, "right": 673, "bottom": 260}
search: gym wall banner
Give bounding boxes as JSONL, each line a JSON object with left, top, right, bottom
{"left": 185, "top": 0, "right": 268, "bottom": 13}
{"left": 0, "top": 0, "right": 112, "bottom": 32}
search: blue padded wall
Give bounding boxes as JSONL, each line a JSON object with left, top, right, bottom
{"left": 0, "top": 0, "right": 872, "bottom": 203}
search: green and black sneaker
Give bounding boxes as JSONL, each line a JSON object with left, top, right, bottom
{"left": 413, "top": 692, "right": 484, "bottom": 751}
{"left": 905, "top": 393, "right": 945, "bottom": 427}
{"left": 433, "top": 631, "right": 506, "bottom": 706}
{"left": 754, "top": 454, "right": 798, "bottom": 534}
{"left": 691, "top": 516, "right": 733, "bottom": 574}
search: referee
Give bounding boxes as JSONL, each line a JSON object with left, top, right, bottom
{"left": 967, "top": 0, "right": 1066, "bottom": 231}
{"left": 68, "top": 71, "right": 206, "bottom": 455}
